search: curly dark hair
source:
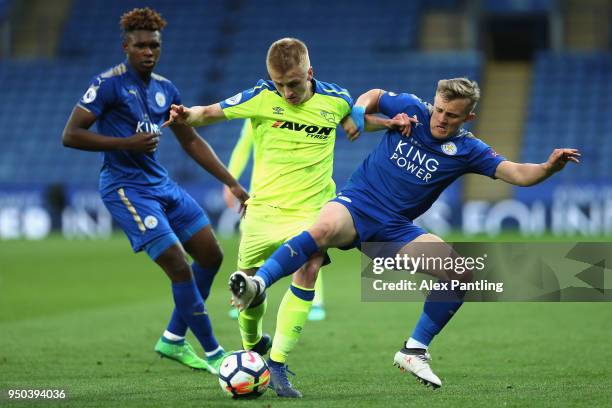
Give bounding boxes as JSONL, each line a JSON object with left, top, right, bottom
{"left": 120, "top": 7, "right": 166, "bottom": 37}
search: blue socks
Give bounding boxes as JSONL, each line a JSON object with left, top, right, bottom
{"left": 166, "top": 308, "right": 186, "bottom": 337}
{"left": 171, "top": 279, "right": 219, "bottom": 353}
{"left": 255, "top": 231, "right": 319, "bottom": 288}
{"left": 410, "top": 282, "right": 466, "bottom": 347}
{"left": 165, "top": 262, "right": 219, "bottom": 337}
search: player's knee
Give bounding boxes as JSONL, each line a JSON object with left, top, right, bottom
{"left": 309, "top": 222, "right": 335, "bottom": 248}
{"left": 193, "top": 243, "right": 223, "bottom": 269}
{"left": 167, "top": 263, "right": 192, "bottom": 283}
{"left": 462, "top": 269, "right": 474, "bottom": 283}
{"left": 208, "top": 245, "right": 224, "bottom": 269}
{"left": 156, "top": 248, "right": 192, "bottom": 282}
{"left": 451, "top": 268, "right": 473, "bottom": 283}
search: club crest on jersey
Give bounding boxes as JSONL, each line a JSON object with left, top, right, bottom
{"left": 144, "top": 216, "right": 158, "bottom": 229}
{"left": 224, "top": 93, "right": 242, "bottom": 106}
{"left": 272, "top": 106, "right": 284, "bottom": 115}
{"left": 441, "top": 142, "right": 457, "bottom": 156}
{"left": 155, "top": 92, "right": 166, "bottom": 107}
{"left": 319, "top": 110, "right": 337, "bottom": 123}
{"left": 81, "top": 86, "right": 98, "bottom": 103}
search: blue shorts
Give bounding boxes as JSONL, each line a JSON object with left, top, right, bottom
{"left": 102, "top": 181, "right": 210, "bottom": 260}
{"left": 330, "top": 189, "right": 426, "bottom": 251}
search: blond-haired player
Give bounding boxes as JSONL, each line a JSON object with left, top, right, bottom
{"left": 165, "top": 38, "right": 362, "bottom": 397}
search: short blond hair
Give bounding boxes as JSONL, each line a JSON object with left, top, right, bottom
{"left": 436, "top": 78, "right": 480, "bottom": 113}
{"left": 266, "top": 38, "right": 310, "bottom": 73}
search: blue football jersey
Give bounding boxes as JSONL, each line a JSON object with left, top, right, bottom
{"left": 342, "top": 92, "right": 506, "bottom": 220}
{"left": 77, "top": 62, "right": 180, "bottom": 195}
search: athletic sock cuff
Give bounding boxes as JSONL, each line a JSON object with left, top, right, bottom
{"left": 290, "top": 284, "right": 315, "bottom": 301}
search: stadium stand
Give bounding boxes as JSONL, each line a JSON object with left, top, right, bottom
{"left": 523, "top": 51, "right": 612, "bottom": 182}
{"left": 0, "top": 0, "right": 481, "bottom": 189}
{"left": 1, "top": 0, "right": 482, "bottom": 188}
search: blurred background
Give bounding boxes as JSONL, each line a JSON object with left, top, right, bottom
{"left": 0, "top": 0, "right": 610, "bottom": 241}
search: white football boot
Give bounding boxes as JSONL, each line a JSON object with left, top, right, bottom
{"left": 228, "top": 271, "right": 262, "bottom": 311}
{"left": 393, "top": 348, "right": 442, "bottom": 389}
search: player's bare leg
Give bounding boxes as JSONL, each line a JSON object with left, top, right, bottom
{"left": 308, "top": 202, "right": 358, "bottom": 249}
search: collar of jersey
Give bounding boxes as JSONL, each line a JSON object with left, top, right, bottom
{"left": 125, "top": 59, "right": 154, "bottom": 89}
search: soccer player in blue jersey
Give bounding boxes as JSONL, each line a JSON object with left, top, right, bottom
{"left": 229, "top": 78, "right": 580, "bottom": 390}
{"left": 62, "top": 8, "right": 248, "bottom": 375}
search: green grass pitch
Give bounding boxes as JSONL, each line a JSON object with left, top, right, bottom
{"left": 1, "top": 234, "right": 611, "bottom": 407}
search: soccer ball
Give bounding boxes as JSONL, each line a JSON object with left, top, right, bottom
{"left": 218, "top": 350, "right": 270, "bottom": 398}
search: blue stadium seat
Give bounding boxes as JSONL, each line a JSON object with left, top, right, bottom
{"left": 0, "top": 0, "right": 485, "bottom": 188}
{"left": 522, "top": 51, "right": 612, "bottom": 181}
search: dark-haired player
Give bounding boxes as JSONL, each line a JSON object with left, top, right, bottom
{"left": 62, "top": 7, "right": 248, "bottom": 374}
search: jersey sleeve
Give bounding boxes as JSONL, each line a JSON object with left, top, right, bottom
{"left": 220, "top": 79, "right": 271, "bottom": 120}
{"left": 315, "top": 80, "right": 353, "bottom": 116}
{"left": 165, "top": 82, "right": 182, "bottom": 121}
{"left": 169, "top": 82, "right": 182, "bottom": 106}
{"left": 227, "top": 119, "right": 254, "bottom": 179}
{"left": 378, "top": 92, "right": 425, "bottom": 119}
{"left": 340, "top": 92, "right": 353, "bottom": 117}
{"left": 467, "top": 138, "right": 507, "bottom": 178}
{"left": 77, "top": 76, "right": 116, "bottom": 117}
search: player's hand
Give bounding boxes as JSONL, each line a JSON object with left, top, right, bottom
{"left": 388, "top": 113, "right": 419, "bottom": 137}
{"left": 341, "top": 115, "right": 360, "bottom": 142}
{"left": 228, "top": 183, "right": 249, "bottom": 217}
{"left": 162, "top": 104, "right": 190, "bottom": 128}
{"left": 124, "top": 132, "right": 160, "bottom": 153}
{"left": 545, "top": 148, "right": 581, "bottom": 173}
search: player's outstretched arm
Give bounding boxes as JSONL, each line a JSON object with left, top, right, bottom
{"left": 350, "top": 89, "right": 416, "bottom": 137}
{"left": 356, "top": 89, "right": 384, "bottom": 113}
{"left": 63, "top": 106, "right": 159, "bottom": 153}
{"left": 367, "top": 113, "right": 416, "bottom": 136}
{"left": 171, "top": 123, "right": 249, "bottom": 208}
{"left": 162, "top": 103, "right": 226, "bottom": 128}
{"left": 495, "top": 148, "right": 581, "bottom": 186}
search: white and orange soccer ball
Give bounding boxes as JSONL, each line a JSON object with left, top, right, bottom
{"left": 218, "top": 350, "right": 270, "bottom": 399}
